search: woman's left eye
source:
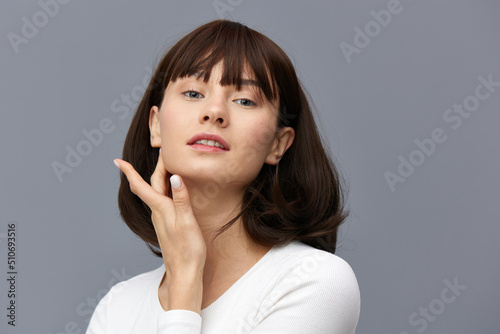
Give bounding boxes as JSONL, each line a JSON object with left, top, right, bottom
{"left": 183, "top": 90, "right": 203, "bottom": 99}
{"left": 234, "top": 98, "right": 256, "bottom": 107}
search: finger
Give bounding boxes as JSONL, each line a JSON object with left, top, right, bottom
{"left": 114, "top": 158, "right": 165, "bottom": 210}
{"left": 169, "top": 174, "right": 206, "bottom": 264}
{"left": 169, "top": 175, "right": 196, "bottom": 222}
{"left": 150, "top": 151, "right": 170, "bottom": 196}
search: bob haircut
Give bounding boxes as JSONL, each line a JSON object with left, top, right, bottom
{"left": 118, "top": 19, "right": 349, "bottom": 256}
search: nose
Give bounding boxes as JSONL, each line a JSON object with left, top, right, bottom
{"left": 199, "top": 93, "right": 229, "bottom": 127}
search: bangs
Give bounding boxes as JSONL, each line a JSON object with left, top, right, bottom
{"left": 163, "top": 20, "right": 280, "bottom": 103}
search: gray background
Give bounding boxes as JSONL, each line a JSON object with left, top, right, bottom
{"left": 1, "top": 0, "right": 499, "bottom": 333}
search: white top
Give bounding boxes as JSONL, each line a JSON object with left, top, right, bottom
{"left": 86, "top": 239, "right": 360, "bottom": 334}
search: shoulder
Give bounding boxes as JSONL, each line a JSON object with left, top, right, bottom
{"left": 261, "top": 240, "right": 361, "bottom": 331}
{"left": 87, "top": 264, "right": 164, "bottom": 332}
{"left": 273, "top": 240, "right": 359, "bottom": 285}
{"left": 105, "top": 264, "right": 164, "bottom": 303}
{"left": 91, "top": 264, "right": 164, "bottom": 317}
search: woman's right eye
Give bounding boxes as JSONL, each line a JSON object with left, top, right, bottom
{"left": 183, "top": 90, "right": 204, "bottom": 99}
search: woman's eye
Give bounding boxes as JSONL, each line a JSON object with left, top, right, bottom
{"left": 183, "top": 90, "right": 203, "bottom": 99}
{"left": 234, "top": 98, "right": 256, "bottom": 107}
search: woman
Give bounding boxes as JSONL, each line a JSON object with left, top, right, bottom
{"left": 87, "top": 19, "right": 360, "bottom": 334}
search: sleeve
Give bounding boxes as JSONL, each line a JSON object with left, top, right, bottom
{"left": 248, "top": 253, "right": 361, "bottom": 334}
{"left": 157, "top": 309, "right": 202, "bottom": 334}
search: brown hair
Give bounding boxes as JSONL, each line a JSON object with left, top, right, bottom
{"left": 118, "top": 19, "right": 349, "bottom": 256}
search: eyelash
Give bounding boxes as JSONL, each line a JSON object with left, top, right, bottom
{"left": 182, "top": 89, "right": 257, "bottom": 107}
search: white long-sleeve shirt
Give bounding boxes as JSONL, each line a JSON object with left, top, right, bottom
{"left": 86, "top": 239, "right": 360, "bottom": 334}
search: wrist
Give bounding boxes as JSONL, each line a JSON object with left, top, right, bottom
{"left": 166, "top": 276, "right": 203, "bottom": 314}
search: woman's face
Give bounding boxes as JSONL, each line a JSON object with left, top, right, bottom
{"left": 149, "top": 61, "right": 294, "bottom": 191}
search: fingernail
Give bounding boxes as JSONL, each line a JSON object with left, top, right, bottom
{"left": 170, "top": 175, "right": 181, "bottom": 189}
{"left": 113, "top": 159, "right": 120, "bottom": 168}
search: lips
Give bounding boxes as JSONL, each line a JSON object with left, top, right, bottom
{"left": 187, "top": 132, "right": 230, "bottom": 151}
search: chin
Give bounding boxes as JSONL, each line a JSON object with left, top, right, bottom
{"left": 166, "top": 163, "right": 215, "bottom": 181}
{"left": 165, "top": 157, "right": 259, "bottom": 189}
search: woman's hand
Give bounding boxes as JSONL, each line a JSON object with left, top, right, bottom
{"left": 113, "top": 152, "right": 206, "bottom": 314}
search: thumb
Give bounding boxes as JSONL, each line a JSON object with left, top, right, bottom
{"left": 169, "top": 175, "right": 193, "bottom": 215}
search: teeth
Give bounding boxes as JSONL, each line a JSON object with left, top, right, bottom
{"left": 194, "top": 139, "right": 225, "bottom": 149}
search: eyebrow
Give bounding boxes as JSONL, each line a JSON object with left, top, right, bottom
{"left": 240, "top": 79, "right": 261, "bottom": 88}
{"left": 190, "top": 71, "right": 262, "bottom": 89}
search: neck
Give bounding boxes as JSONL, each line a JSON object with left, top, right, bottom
{"left": 181, "top": 178, "right": 264, "bottom": 286}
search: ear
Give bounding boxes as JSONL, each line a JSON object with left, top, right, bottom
{"left": 265, "top": 127, "right": 295, "bottom": 165}
{"left": 149, "top": 106, "right": 162, "bottom": 148}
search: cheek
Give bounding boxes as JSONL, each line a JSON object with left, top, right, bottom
{"left": 236, "top": 118, "right": 277, "bottom": 168}
{"left": 161, "top": 107, "right": 175, "bottom": 133}
{"left": 158, "top": 107, "right": 187, "bottom": 172}
{"left": 160, "top": 106, "right": 185, "bottom": 144}
{"left": 246, "top": 118, "right": 277, "bottom": 153}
